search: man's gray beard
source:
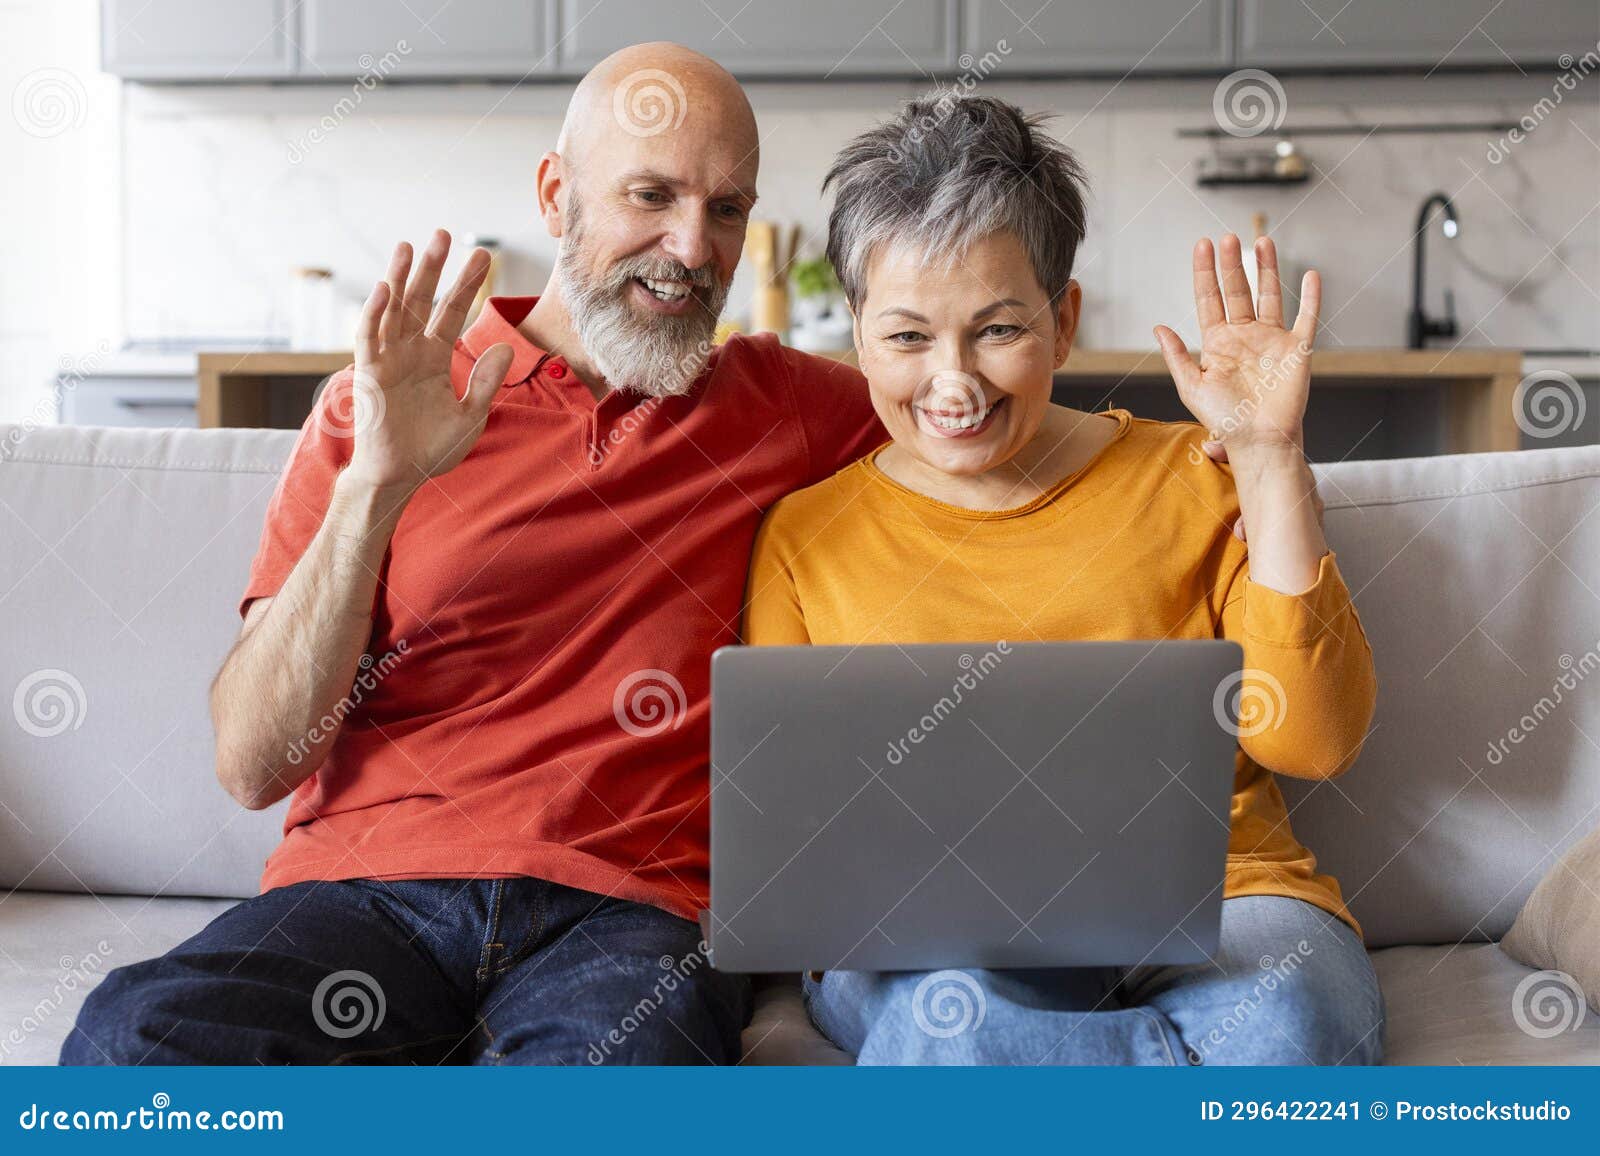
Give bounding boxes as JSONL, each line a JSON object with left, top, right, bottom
{"left": 558, "top": 216, "right": 729, "bottom": 399}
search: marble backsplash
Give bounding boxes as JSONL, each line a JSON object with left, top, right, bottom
{"left": 118, "top": 70, "right": 1599, "bottom": 357}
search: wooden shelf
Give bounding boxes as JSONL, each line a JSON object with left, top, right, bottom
{"left": 197, "top": 351, "right": 351, "bottom": 429}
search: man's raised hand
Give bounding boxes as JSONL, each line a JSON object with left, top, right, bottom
{"left": 343, "top": 229, "right": 514, "bottom": 495}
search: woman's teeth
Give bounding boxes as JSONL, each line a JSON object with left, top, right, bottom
{"left": 922, "top": 399, "right": 1000, "bottom": 430}
{"left": 641, "top": 277, "right": 691, "bottom": 301}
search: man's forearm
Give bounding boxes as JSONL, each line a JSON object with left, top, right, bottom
{"left": 211, "top": 472, "right": 413, "bottom": 808}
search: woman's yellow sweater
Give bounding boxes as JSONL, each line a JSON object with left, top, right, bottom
{"left": 742, "top": 410, "right": 1377, "bottom": 934}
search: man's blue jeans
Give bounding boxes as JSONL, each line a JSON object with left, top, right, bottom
{"left": 60, "top": 878, "right": 750, "bottom": 1065}
{"left": 805, "top": 896, "right": 1384, "bottom": 1065}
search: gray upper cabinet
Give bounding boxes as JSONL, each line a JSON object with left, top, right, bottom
{"left": 1237, "top": 0, "right": 1600, "bottom": 68}
{"left": 104, "top": 0, "right": 1595, "bottom": 81}
{"left": 102, "top": 0, "right": 297, "bottom": 79}
{"left": 964, "top": 0, "right": 1231, "bottom": 73}
{"left": 301, "top": 0, "right": 551, "bottom": 79}
{"left": 555, "top": 0, "right": 959, "bottom": 76}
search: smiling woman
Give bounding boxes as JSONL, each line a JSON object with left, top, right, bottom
{"left": 743, "top": 93, "right": 1383, "bottom": 1067}
{"left": 820, "top": 97, "right": 1117, "bottom": 511}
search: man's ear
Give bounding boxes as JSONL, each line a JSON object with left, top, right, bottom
{"left": 1053, "top": 279, "right": 1083, "bottom": 367}
{"left": 535, "top": 151, "right": 565, "bottom": 238}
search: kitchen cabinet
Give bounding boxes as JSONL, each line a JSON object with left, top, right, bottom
{"left": 101, "top": 0, "right": 297, "bottom": 80}
{"left": 963, "top": 0, "right": 1230, "bottom": 73}
{"left": 102, "top": 0, "right": 1598, "bottom": 82}
{"left": 301, "top": 0, "right": 552, "bottom": 79}
{"left": 1237, "top": 0, "right": 1600, "bottom": 69}
{"left": 57, "top": 354, "right": 199, "bottom": 429}
{"left": 554, "top": 0, "right": 958, "bottom": 75}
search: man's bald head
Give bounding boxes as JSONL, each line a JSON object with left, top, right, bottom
{"left": 531, "top": 43, "right": 759, "bottom": 397}
{"left": 557, "top": 42, "right": 758, "bottom": 169}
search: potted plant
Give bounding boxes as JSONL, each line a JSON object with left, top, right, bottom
{"left": 788, "top": 257, "right": 852, "bottom": 353}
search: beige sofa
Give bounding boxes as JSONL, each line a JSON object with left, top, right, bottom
{"left": 1, "top": 423, "right": 1597, "bottom": 1065}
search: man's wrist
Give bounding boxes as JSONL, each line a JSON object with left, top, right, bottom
{"left": 331, "top": 468, "right": 416, "bottom": 537}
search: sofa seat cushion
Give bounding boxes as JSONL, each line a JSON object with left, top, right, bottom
{"left": 1372, "top": 942, "right": 1600, "bottom": 1065}
{"left": 7, "top": 891, "right": 1596, "bottom": 1067}
{"left": 0, "top": 891, "right": 235, "bottom": 1065}
{"left": 747, "top": 945, "right": 1600, "bottom": 1066}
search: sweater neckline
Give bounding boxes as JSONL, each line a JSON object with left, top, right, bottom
{"left": 857, "top": 408, "right": 1135, "bottom": 524}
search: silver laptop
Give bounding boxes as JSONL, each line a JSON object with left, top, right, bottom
{"left": 705, "top": 640, "right": 1241, "bottom": 973}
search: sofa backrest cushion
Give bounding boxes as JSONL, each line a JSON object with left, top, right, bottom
{"left": 3, "top": 424, "right": 1597, "bottom": 947}
{"left": 0, "top": 425, "right": 296, "bottom": 899}
{"left": 1296, "top": 444, "right": 1600, "bottom": 947}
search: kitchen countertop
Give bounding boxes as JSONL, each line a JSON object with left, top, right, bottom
{"left": 196, "top": 346, "right": 1528, "bottom": 453}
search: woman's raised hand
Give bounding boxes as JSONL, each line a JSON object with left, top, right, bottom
{"left": 343, "top": 229, "right": 514, "bottom": 495}
{"left": 1154, "top": 234, "right": 1319, "bottom": 457}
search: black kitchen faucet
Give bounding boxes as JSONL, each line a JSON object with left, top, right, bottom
{"left": 1409, "top": 191, "right": 1461, "bottom": 349}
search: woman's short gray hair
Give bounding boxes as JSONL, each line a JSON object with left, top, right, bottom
{"left": 823, "top": 93, "right": 1088, "bottom": 311}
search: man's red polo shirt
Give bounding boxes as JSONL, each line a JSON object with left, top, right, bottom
{"left": 242, "top": 297, "right": 881, "bottom": 919}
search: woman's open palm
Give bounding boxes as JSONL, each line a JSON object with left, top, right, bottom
{"left": 1154, "top": 234, "right": 1320, "bottom": 454}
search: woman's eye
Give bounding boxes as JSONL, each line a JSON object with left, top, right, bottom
{"left": 885, "top": 331, "right": 927, "bottom": 345}
{"left": 981, "top": 324, "right": 1020, "bottom": 338}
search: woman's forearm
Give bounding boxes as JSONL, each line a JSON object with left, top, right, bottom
{"left": 1227, "top": 441, "right": 1327, "bottom": 595}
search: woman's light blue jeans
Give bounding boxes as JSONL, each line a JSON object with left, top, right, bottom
{"left": 803, "top": 895, "right": 1384, "bottom": 1065}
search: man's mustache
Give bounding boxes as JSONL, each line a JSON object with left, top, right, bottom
{"left": 605, "top": 256, "right": 720, "bottom": 294}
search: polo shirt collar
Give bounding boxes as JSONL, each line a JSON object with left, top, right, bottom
{"left": 459, "top": 295, "right": 556, "bottom": 387}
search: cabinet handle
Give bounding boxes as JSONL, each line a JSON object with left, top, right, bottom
{"left": 116, "top": 398, "right": 197, "bottom": 410}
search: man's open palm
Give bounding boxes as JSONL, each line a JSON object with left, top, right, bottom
{"left": 344, "top": 229, "right": 514, "bottom": 493}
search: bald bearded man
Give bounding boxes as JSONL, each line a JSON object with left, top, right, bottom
{"left": 60, "top": 44, "right": 881, "bottom": 1066}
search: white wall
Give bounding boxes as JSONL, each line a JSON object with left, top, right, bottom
{"left": 1, "top": 0, "right": 120, "bottom": 422}
{"left": 117, "top": 71, "right": 1600, "bottom": 354}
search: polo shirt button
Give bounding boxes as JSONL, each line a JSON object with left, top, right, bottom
{"left": 548, "top": 363, "right": 566, "bottom": 379}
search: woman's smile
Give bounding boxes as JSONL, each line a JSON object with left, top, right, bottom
{"left": 916, "top": 393, "right": 1007, "bottom": 438}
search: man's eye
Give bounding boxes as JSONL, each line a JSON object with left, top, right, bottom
{"left": 715, "top": 203, "right": 747, "bottom": 220}
{"left": 634, "top": 190, "right": 668, "bottom": 205}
